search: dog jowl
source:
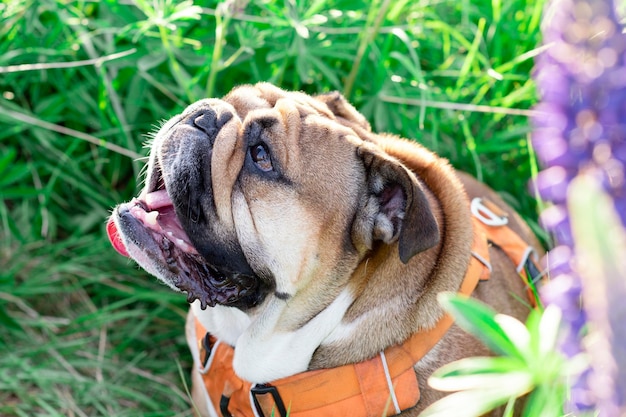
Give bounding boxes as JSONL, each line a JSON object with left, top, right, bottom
{"left": 109, "top": 99, "right": 274, "bottom": 309}
{"left": 107, "top": 83, "right": 541, "bottom": 416}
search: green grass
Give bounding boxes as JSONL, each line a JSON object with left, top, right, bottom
{"left": 0, "top": 0, "right": 545, "bottom": 415}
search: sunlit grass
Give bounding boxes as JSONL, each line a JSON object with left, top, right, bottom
{"left": 0, "top": 0, "right": 544, "bottom": 415}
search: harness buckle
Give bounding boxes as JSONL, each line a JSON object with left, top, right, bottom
{"left": 471, "top": 198, "right": 509, "bottom": 226}
{"left": 523, "top": 256, "right": 543, "bottom": 284}
{"left": 200, "top": 332, "right": 212, "bottom": 368}
{"left": 220, "top": 395, "right": 233, "bottom": 417}
{"left": 251, "top": 384, "right": 287, "bottom": 417}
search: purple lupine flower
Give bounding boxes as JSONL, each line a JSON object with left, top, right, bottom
{"left": 533, "top": 0, "right": 626, "bottom": 414}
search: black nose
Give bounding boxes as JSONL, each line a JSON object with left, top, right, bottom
{"left": 193, "top": 108, "right": 233, "bottom": 140}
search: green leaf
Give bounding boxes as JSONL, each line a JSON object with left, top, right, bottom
{"left": 0, "top": 164, "right": 31, "bottom": 188}
{"left": 494, "top": 313, "right": 531, "bottom": 356}
{"left": 537, "top": 304, "right": 562, "bottom": 356}
{"left": 437, "top": 293, "right": 526, "bottom": 359}
{"left": 502, "top": 396, "right": 517, "bottom": 417}
{"left": 0, "top": 146, "right": 17, "bottom": 174}
{"left": 0, "top": 304, "right": 21, "bottom": 331}
{"left": 521, "top": 382, "right": 566, "bottom": 417}
{"left": 138, "top": 52, "right": 168, "bottom": 72}
{"left": 168, "top": 2, "right": 202, "bottom": 22}
{"left": 0, "top": 187, "right": 42, "bottom": 199}
{"left": 419, "top": 387, "right": 525, "bottom": 417}
{"left": 307, "top": 55, "right": 342, "bottom": 90}
{"left": 428, "top": 356, "right": 531, "bottom": 392}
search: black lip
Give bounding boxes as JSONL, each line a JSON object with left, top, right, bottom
{"left": 117, "top": 205, "right": 165, "bottom": 261}
{"left": 116, "top": 201, "right": 270, "bottom": 311}
{"left": 124, "top": 110, "right": 272, "bottom": 310}
{"left": 157, "top": 111, "right": 260, "bottom": 281}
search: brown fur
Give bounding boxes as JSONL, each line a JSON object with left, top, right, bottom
{"left": 303, "top": 98, "right": 541, "bottom": 414}
{"left": 125, "top": 83, "right": 541, "bottom": 416}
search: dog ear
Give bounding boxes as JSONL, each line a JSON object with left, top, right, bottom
{"left": 354, "top": 145, "right": 440, "bottom": 264}
{"left": 315, "top": 91, "right": 371, "bottom": 131}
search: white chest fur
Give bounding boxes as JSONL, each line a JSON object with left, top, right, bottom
{"left": 192, "top": 288, "right": 354, "bottom": 383}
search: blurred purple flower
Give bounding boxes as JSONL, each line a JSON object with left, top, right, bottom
{"left": 533, "top": 0, "right": 626, "bottom": 414}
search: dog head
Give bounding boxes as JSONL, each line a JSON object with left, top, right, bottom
{"left": 108, "top": 83, "right": 440, "bottom": 313}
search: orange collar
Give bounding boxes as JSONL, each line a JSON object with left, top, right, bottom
{"left": 192, "top": 198, "right": 540, "bottom": 417}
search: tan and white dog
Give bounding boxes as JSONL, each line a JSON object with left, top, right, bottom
{"left": 108, "top": 83, "right": 541, "bottom": 417}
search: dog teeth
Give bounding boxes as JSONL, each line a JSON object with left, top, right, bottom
{"left": 145, "top": 211, "right": 159, "bottom": 226}
{"left": 176, "top": 238, "right": 190, "bottom": 250}
{"left": 175, "top": 238, "right": 197, "bottom": 253}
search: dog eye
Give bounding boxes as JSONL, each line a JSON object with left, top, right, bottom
{"left": 249, "top": 143, "right": 273, "bottom": 172}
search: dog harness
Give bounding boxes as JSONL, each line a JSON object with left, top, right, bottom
{"left": 190, "top": 197, "right": 542, "bottom": 417}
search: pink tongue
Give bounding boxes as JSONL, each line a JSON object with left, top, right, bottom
{"left": 107, "top": 218, "right": 129, "bottom": 257}
{"left": 145, "top": 189, "right": 171, "bottom": 210}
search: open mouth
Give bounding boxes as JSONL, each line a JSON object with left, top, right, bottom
{"left": 107, "top": 167, "right": 262, "bottom": 310}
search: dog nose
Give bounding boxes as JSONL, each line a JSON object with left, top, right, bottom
{"left": 193, "top": 108, "right": 233, "bottom": 140}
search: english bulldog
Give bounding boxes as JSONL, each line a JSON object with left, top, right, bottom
{"left": 107, "top": 83, "right": 541, "bottom": 416}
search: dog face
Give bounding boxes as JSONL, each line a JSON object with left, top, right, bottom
{"left": 109, "top": 83, "right": 439, "bottom": 314}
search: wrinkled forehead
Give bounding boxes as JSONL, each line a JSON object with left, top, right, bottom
{"left": 222, "top": 83, "right": 335, "bottom": 121}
